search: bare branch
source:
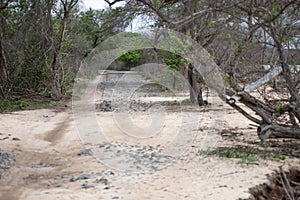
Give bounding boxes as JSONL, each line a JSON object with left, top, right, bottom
{"left": 226, "top": 99, "right": 262, "bottom": 124}
{"left": 136, "top": 0, "right": 171, "bottom": 25}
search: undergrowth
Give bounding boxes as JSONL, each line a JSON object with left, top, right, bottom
{"left": 198, "top": 145, "right": 286, "bottom": 166}
{"left": 0, "top": 100, "right": 55, "bottom": 112}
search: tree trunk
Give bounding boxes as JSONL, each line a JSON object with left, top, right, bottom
{"left": 50, "top": 0, "right": 78, "bottom": 99}
{"left": 0, "top": 30, "right": 8, "bottom": 81}
{"left": 188, "top": 64, "right": 196, "bottom": 103}
{"left": 188, "top": 64, "right": 205, "bottom": 106}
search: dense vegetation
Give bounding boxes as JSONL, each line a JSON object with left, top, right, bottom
{"left": 0, "top": 0, "right": 130, "bottom": 100}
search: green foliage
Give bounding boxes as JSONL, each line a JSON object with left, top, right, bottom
{"left": 0, "top": 2, "right": 136, "bottom": 100}
{"left": 275, "top": 102, "right": 283, "bottom": 111}
{"left": 152, "top": 0, "right": 163, "bottom": 9}
{"left": 74, "top": 9, "right": 103, "bottom": 41}
{"left": 272, "top": 152, "right": 286, "bottom": 160}
{"left": 199, "top": 145, "right": 287, "bottom": 165}
{"left": 0, "top": 100, "right": 26, "bottom": 110}
{"left": 118, "top": 50, "right": 141, "bottom": 64}
{"left": 13, "top": 43, "right": 50, "bottom": 91}
{"left": 198, "top": 146, "right": 259, "bottom": 164}
{"left": 159, "top": 51, "right": 186, "bottom": 70}
{"left": 100, "top": 6, "right": 132, "bottom": 34}
{"left": 208, "top": 52, "right": 215, "bottom": 61}
{"left": 224, "top": 75, "right": 232, "bottom": 83}
{"left": 205, "top": 20, "right": 213, "bottom": 27}
{"left": 263, "top": 145, "right": 286, "bottom": 161}
{"left": 0, "top": 100, "right": 54, "bottom": 112}
{"left": 235, "top": 43, "right": 244, "bottom": 53}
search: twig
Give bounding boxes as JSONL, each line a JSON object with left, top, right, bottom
{"left": 279, "top": 167, "right": 295, "bottom": 200}
{"left": 290, "top": 180, "right": 300, "bottom": 187}
{"left": 249, "top": 124, "right": 259, "bottom": 128}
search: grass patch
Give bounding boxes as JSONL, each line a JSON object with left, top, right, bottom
{"left": 198, "top": 145, "right": 286, "bottom": 165}
{"left": 272, "top": 152, "right": 286, "bottom": 160}
{"left": 263, "top": 145, "right": 286, "bottom": 161}
{"left": 0, "top": 99, "right": 55, "bottom": 112}
{"left": 198, "top": 146, "right": 259, "bottom": 164}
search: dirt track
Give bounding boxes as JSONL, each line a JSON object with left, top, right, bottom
{"left": 0, "top": 71, "right": 297, "bottom": 200}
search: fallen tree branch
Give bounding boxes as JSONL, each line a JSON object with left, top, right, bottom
{"left": 258, "top": 123, "right": 300, "bottom": 143}
{"left": 226, "top": 98, "right": 262, "bottom": 124}
{"left": 228, "top": 64, "right": 283, "bottom": 104}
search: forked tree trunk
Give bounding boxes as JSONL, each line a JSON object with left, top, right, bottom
{"left": 50, "top": 0, "right": 79, "bottom": 99}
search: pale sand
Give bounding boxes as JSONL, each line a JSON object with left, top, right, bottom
{"left": 0, "top": 98, "right": 293, "bottom": 200}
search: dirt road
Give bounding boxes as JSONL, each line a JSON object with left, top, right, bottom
{"left": 0, "top": 71, "right": 294, "bottom": 200}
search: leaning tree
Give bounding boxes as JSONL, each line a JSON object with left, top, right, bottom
{"left": 104, "top": 0, "right": 300, "bottom": 142}
{"left": 221, "top": 0, "right": 300, "bottom": 142}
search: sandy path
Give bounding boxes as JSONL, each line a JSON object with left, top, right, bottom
{"left": 0, "top": 71, "right": 291, "bottom": 200}
{"left": 0, "top": 104, "right": 280, "bottom": 200}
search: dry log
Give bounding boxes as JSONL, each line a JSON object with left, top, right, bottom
{"left": 258, "top": 123, "right": 300, "bottom": 143}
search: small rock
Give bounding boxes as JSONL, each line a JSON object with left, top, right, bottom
{"left": 96, "top": 177, "right": 108, "bottom": 185}
{"left": 219, "top": 185, "right": 227, "bottom": 188}
{"left": 71, "top": 174, "right": 95, "bottom": 182}
{"left": 0, "top": 151, "right": 14, "bottom": 169}
{"left": 61, "top": 175, "right": 69, "bottom": 179}
{"left": 12, "top": 137, "right": 21, "bottom": 141}
{"left": 78, "top": 149, "right": 92, "bottom": 156}
{"left": 82, "top": 183, "right": 94, "bottom": 189}
{"left": 69, "top": 177, "right": 76, "bottom": 182}
{"left": 112, "top": 197, "right": 119, "bottom": 199}
{"left": 78, "top": 174, "right": 94, "bottom": 180}
{"left": 109, "top": 171, "right": 115, "bottom": 176}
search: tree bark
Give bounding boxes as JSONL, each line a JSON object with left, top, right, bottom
{"left": 188, "top": 64, "right": 205, "bottom": 106}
